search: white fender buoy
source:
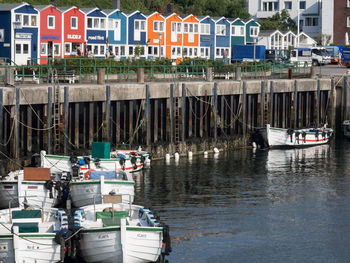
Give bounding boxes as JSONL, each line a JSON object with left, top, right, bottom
{"left": 252, "top": 142, "right": 257, "bottom": 149}
{"left": 204, "top": 151, "right": 208, "bottom": 157}
{"left": 138, "top": 146, "right": 142, "bottom": 151}
{"left": 214, "top": 153, "right": 219, "bottom": 159}
{"left": 165, "top": 153, "right": 171, "bottom": 161}
{"left": 174, "top": 152, "right": 180, "bottom": 160}
{"left": 145, "top": 158, "right": 151, "bottom": 165}
{"left": 188, "top": 151, "right": 193, "bottom": 158}
{"left": 213, "top": 147, "right": 219, "bottom": 153}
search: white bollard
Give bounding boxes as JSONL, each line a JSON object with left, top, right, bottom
{"left": 174, "top": 152, "right": 180, "bottom": 160}
{"left": 213, "top": 147, "right": 219, "bottom": 153}
{"left": 188, "top": 151, "right": 193, "bottom": 158}
{"left": 165, "top": 153, "right": 171, "bottom": 162}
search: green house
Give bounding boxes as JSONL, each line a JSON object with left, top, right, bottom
{"left": 245, "top": 19, "right": 260, "bottom": 44}
{"left": 230, "top": 18, "right": 246, "bottom": 45}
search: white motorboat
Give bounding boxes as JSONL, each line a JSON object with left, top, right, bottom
{"left": 69, "top": 170, "right": 135, "bottom": 207}
{"left": 343, "top": 120, "right": 350, "bottom": 138}
{"left": 75, "top": 202, "right": 171, "bottom": 263}
{"left": 0, "top": 168, "right": 68, "bottom": 210}
{"left": 40, "top": 150, "right": 144, "bottom": 175}
{"left": 254, "top": 124, "right": 334, "bottom": 148}
{"left": 0, "top": 206, "right": 68, "bottom": 262}
{"left": 112, "top": 148, "right": 151, "bottom": 166}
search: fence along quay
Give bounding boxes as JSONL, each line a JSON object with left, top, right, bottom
{"left": 0, "top": 75, "right": 347, "bottom": 174}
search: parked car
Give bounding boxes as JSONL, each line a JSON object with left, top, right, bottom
{"left": 311, "top": 48, "right": 331, "bottom": 66}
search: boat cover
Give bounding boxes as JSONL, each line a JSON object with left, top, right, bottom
{"left": 89, "top": 171, "right": 116, "bottom": 179}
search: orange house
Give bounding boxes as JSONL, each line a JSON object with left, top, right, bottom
{"left": 181, "top": 14, "right": 200, "bottom": 58}
{"left": 146, "top": 12, "right": 165, "bottom": 58}
{"left": 165, "top": 13, "right": 183, "bottom": 60}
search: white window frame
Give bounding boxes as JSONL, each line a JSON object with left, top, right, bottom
{"left": 216, "top": 24, "right": 226, "bottom": 36}
{"left": 200, "top": 23, "right": 210, "bottom": 35}
{"left": 284, "top": 1, "right": 292, "bottom": 10}
{"left": 40, "top": 43, "right": 47, "bottom": 56}
{"left": 53, "top": 43, "right": 60, "bottom": 56}
{"left": 153, "top": 20, "right": 164, "bottom": 32}
{"left": 23, "top": 14, "right": 29, "bottom": 26}
{"left": 177, "top": 22, "right": 182, "bottom": 33}
{"left": 71, "top": 17, "right": 78, "bottom": 30}
{"left": 134, "top": 19, "right": 146, "bottom": 32}
{"left": 231, "top": 25, "right": 245, "bottom": 36}
{"left": 348, "top": 17, "right": 350, "bottom": 27}
{"left": 87, "top": 18, "right": 93, "bottom": 29}
{"left": 250, "top": 26, "right": 259, "bottom": 37}
{"left": 48, "top": 16, "right": 55, "bottom": 29}
{"left": 15, "top": 14, "right": 22, "bottom": 23}
{"left": 65, "top": 43, "right": 72, "bottom": 55}
{"left": 30, "top": 15, "right": 37, "bottom": 27}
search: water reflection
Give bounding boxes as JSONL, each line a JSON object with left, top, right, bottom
{"left": 134, "top": 140, "right": 350, "bottom": 263}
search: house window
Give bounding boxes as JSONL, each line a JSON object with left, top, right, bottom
{"left": 262, "top": 1, "right": 279, "bottom": 11}
{"left": 40, "top": 43, "right": 47, "bottom": 55}
{"left": 31, "top": 15, "right": 37, "bottom": 26}
{"left": 100, "top": 46, "right": 104, "bottom": 55}
{"left": 348, "top": 0, "right": 350, "bottom": 7}
{"left": 299, "top": 1, "right": 306, "bottom": 9}
{"left": 48, "top": 16, "right": 55, "bottom": 29}
{"left": 101, "top": 19, "right": 105, "bottom": 29}
{"left": 23, "top": 15, "right": 29, "bottom": 26}
{"left": 134, "top": 20, "right": 146, "bottom": 31}
{"left": 201, "top": 24, "right": 210, "bottom": 34}
{"left": 189, "top": 24, "right": 193, "bottom": 33}
{"left": 16, "top": 44, "right": 21, "bottom": 54}
{"left": 284, "top": 1, "right": 292, "bottom": 10}
{"left": 216, "top": 24, "right": 226, "bottom": 36}
{"left": 305, "top": 17, "right": 318, "bottom": 27}
{"left": 87, "top": 18, "right": 93, "bottom": 29}
{"left": 120, "top": 46, "right": 125, "bottom": 56}
{"left": 348, "top": 16, "right": 350, "bottom": 27}
{"left": 153, "top": 21, "right": 164, "bottom": 32}
{"left": 184, "top": 23, "right": 188, "bottom": 33}
{"left": 94, "top": 18, "right": 99, "bottom": 28}
{"left": 71, "top": 17, "right": 77, "bottom": 29}
{"left": 177, "top": 22, "right": 182, "bottom": 32}
{"left": 194, "top": 24, "right": 198, "bottom": 33}
{"left": 65, "top": 43, "right": 71, "bottom": 55}
{"left": 250, "top": 26, "right": 259, "bottom": 37}
{"left": 23, "top": 44, "right": 29, "bottom": 54}
{"left": 54, "top": 44, "right": 60, "bottom": 56}
{"left": 129, "top": 46, "right": 133, "bottom": 55}
{"left": 15, "top": 14, "right": 21, "bottom": 23}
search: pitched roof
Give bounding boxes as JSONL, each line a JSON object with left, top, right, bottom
{"left": 0, "top": 3, "right": 26, "bottom": 11}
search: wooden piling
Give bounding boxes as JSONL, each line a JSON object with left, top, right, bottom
{"left": 344, "top": 76, "right": 349, "bottom": 120}
{"left": 47, "top": 87, "right": 52, "bottom": 154}
{"left": 14, "top": 87, "right": 19, "bottom": 159}
{"left": 0, "top": 88, "right": 3, "bottom": 153}
{"left": 242, "top": 81, "right": 247, "bottom": 136}
{"left": 213, "top": 82, "right": 218, "bottom": 143}
{"left": 64, "top": 86, "right": 69, "bottom": 154}
{"left": 317, "top": 79, "right": 321, "bottom": 126}
{"left": 270, "top": 81, "right": 274, "bottom": 126}
{"left": 182, "top": 83, "right": 186, "bottom": 141}
{"left": 89, "top": 103, "right": 94, "bottom": 147}
{"left": 74, "top": 103, "right": 79, "bottom": 148}
{"left": 260, "top": 81, "right": 265, "bottom": 127}
{"left": 170, "top": 84, "right": 174, "bottom": 147}
{"left": 154, "top": 99, "right": 158, "bottom": 143}
{"left": 146, "top": 84, "right": 151, "bottom": 146}
{"left": 106, "top": 85, "right": 111, "bottom": 142}
{"left": 330, "top": 78, "right": 336, "bottom": 127}
{"left": 115, "top": 101, "right": 120, "bottom": 144}
{"left": 294, "top": 80, "right": 298, "bottom": 128}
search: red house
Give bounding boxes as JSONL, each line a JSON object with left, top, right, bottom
{"left": 37, "top": 5, "right": 62, "bottom": 64}
{"left": 59, "top": 6, "right": 85, "bottom": 57}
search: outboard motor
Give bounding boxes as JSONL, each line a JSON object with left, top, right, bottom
{"left": 44, "top": 180, "right": 54, "bottom": 198}
{"left": 251, "top": 128, "right": 269, "bottom": 149}
{"left": 130, "top": 156, "right": 137, "bottom": 169}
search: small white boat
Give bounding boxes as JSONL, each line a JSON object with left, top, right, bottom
{"left": 0, "top": 206, "right": 67, "bottom": 262}
{"left": 40, "top": 150, "right": 144, "bottom": 175}
{"left": 254, "top": 124, "right": 334, "bottom": 148}
{"left": 112, "top": 148, "right": 151, "bottom": 166}
{"left": 76, "top": 202, "right": 171, "bottom": 263}
{"left": 69, "top": 170, "right": 135, "bottom": 207}
{"left": 343, "top": 120, "right": 350, "bottom": 138}
{"left": 0, "top": 168, "right": 68, "bottom": 210}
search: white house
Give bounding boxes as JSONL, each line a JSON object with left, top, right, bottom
{"left": 247, "top": 0, "right": 333, "bottom": 43}
{"left": 257, "top": 30, "right": 316, "bottom": 49}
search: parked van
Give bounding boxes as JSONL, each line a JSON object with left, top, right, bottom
{"left": 289, "top": 48, "right": 312, "bottom": 67}
{"left": 311, "top": 48, "right": 331, "bottom": 66}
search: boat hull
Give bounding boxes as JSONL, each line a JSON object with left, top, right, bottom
{"left": 266, "top": 125, "right": 333, "bottom": 148}
{"left": 69, "top": 181, "right": 135, "bottom": 207}
{"left": 79, "top": 227, "right": 162, "bottom": 263}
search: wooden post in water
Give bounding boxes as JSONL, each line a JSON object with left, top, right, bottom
{"left": 106, "top": 85, "right": 111, "bottom": 142}
{"left": 213, "top": 82, "right": 218, "bottom": 143}
{"left": 154, "top": 99, "right": 158, "bottom": 143}
{"left": 344, "top": 76, "right": 349, "bottom": 121}
{"left": 242, "top": 81, "right": 247, "bottom": 136}
{"left": 64, "top": 86, "right": 69, "bottom": 155}
{"left": 260, "top": 81, "right": 265, "bottom": 127}
{"left": 89, "top": 103, "right": 94, "bottom": 147}
{"left": 330, "top": 78, "right": 336, "bottom": 127}
{"left": 0, "top": 88, "right": 3, "bottom": 153}
{"left": 294, "top": 80, "right": 298, "bottom": 128}
{"left": 47, "top": 87, "right": 53, "bottom": 154}
{"left": 115, "top": 102, "right": 120, "bottom": 145}
{"left": 14, "top": 87, "right": 20, "bottom": 159}
{"left": 74, "top": 103, "right": 79, "bottom": 148}
{"left": 270, "top": 81, "right": 274, "bottom": 126}
{"left": 317, "top": 79, "right": 321, "bottom": 126}
{"left": 182, "top": 83, "right": 186, "bottom": 141}
{"left": 146, "top": 84, "right": 151, "bottom": 146}
{"left": 170, "top": 84, "right": 174, "bottom": 150}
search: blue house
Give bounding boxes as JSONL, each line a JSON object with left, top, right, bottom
{"left": 0, "top": 3, "right": 39, "bottom": 65}
{"left": 81, "top": 8, "right": 107, "bottom": 58}
{"left": 125, "top": 10, "right": 147, "bottom": 58}
{"left": 212, "top": 17, "right": 231, "bottom": 60}
{"left": 198, "top": 16, "right": 214, "bottom": 59}
{"left": 104, "top": 9, "right": 127, "bottom": 59}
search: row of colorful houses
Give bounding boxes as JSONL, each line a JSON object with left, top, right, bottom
{"left": 0, "top": 2, "right": 261, "bottom": 65}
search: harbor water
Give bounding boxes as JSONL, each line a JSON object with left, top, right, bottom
{"left": 134, "top": 139, "right": 350, "bottom": 263}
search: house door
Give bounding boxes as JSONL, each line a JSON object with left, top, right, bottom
{"left": 15, "top": 39, "right": 31, "bottom": 65}
{"left": 134, "top": 20, "right": 141, "bottom": 41}
{"left": 48, "top": 41, "right": 53, "bottom": 58}
{"left": 171, "top": 22, "right": 177, "bottom": 42}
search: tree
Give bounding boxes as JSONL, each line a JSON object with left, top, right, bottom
{"left": 259, "top": 9, "right": 297, "bottom": 32}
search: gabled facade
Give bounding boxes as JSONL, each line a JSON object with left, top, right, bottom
{"left": 126, "top": 10, "right": 147, "bottom": 58}
{"left": 164, "top": 13, "right": 183, "bottom": 60}
{"left": 146, "top": 12, "right": 165, "bottom": 59}
{"left": 198, "top": 16, "right": 214, "bottom": 59}
{"left": 298, "top": 32, "right": 317, "bottom": 48}
{"left": 282, "top": 31, "right": 296, "bottom": 49}
{"left": 105, "top": 9, "right": 127, "bottom": 59}
{"left": 82, "top": 8, "right": 107, "bottom": 58}
{"left": 37, "top": 5, "right": 62, "bottom": 64}
{"left": 181, "top": 14, "right": 199, "bottom": 58}
{"left": 0, "top": 3, "right": 39, "bottom": 65}
{"left": 60, "top": 6, "right": 85, "bottom": 57}
{"left": 213, "top": 17, "right": 230, "bottom": 59}
{"left": 245, "top": 19, "right": 260, "bottom": 44}
{"left": 258, "top": 30, "right": 299, "bottom": 50}
{"left": 230, "top": 18, "right": 245, "bottom": 45}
